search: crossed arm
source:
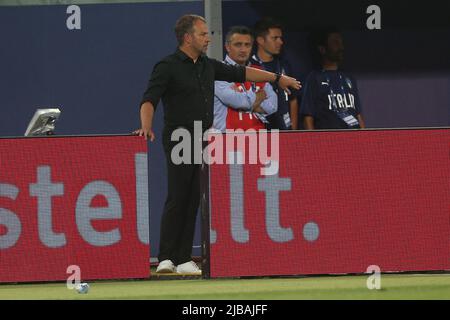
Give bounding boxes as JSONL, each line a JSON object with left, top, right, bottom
{"left": 136, "top": 67, "right": 301, "bottom": 140}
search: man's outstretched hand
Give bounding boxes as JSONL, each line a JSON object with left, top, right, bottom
{"left": 279, "top": 75, "right": 301, "bottom": 95}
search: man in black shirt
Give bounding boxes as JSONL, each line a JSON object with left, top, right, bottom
{"left": 134, "top": 14, "right": 300, "bottom": 275}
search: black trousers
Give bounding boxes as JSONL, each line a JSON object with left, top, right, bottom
{"left": 158, "top": 127, "right": 200, "bottom": 265}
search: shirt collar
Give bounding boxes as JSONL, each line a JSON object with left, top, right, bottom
{"left": 224, "top": 55, "right": 238, "bottom": 66}
{"left": 175, "top": 48, "right": 207, "bottom": 62}
{"left": 251, "top": 54, "right": 262, "bottom": 64}
{"left": 252, "top": 53, "right": 280, "bottom": 64}
{"left": 175, "top": 48, "right": 190, "bottom": 61}
{"left": 224, "top": 55, "right": 249, "bottom": 67}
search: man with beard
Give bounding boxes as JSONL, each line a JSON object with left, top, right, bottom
{"left": 135, "top": 15, "right": 300, "bottom": 275}
{"left": 301, "top": 28, "right": 366, "bottom": 129}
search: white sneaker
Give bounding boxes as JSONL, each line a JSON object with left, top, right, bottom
{"left": 156, "top": 259, "right": 176, "bottom": 273}
{"left": 176, "top": 261, "right": 202, "bottom": 275}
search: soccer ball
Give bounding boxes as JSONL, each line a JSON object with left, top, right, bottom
{"left": 75, "top": 283, "right": 90, "bottom": 294}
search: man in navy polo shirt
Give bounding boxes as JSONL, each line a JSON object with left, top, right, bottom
{"left": 251, "top": 18, "right": 299, "bottom": 130}
{"left": 301, "top": 28, "right": 366, "bottom": 129}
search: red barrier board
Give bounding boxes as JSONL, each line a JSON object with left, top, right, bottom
{"left": 0, "top": 136, "right": 149, "bottom": 283}
{"left": 208, "top": 129, "right": 450, "bottom": 277}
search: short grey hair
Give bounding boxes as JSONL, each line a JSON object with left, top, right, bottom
{"left": 225, "top": 25, "right": 253, "bottom": 44}
{"left": 174, "top": 14, "right": 206, "bottom": 45}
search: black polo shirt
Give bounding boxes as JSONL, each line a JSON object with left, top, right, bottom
{"left": 141, "top": 48, "right": 246, "bottom": 131}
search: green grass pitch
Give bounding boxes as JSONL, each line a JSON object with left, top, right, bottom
{"left": 0, "top": 274, "right": 449, "bottom": 300}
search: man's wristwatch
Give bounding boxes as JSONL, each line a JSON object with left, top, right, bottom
{"left": 273, "top": 72, "right": 282, "bottom": 85}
